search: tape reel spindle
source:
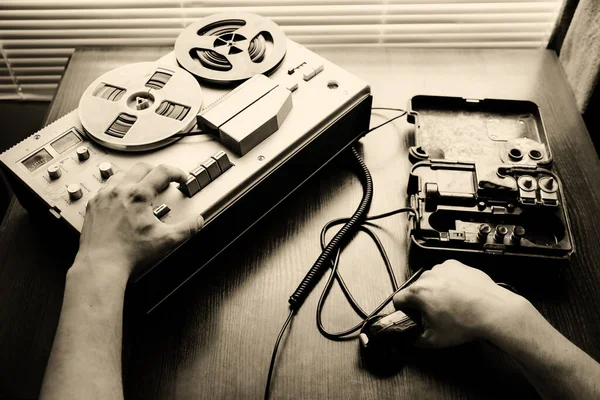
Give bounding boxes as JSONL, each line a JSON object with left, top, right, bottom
{"left": 175, "top": 12, "right": 287, "bottom": 84}
{"left": 78, "top": 62, "right": 203, "bottom": 152}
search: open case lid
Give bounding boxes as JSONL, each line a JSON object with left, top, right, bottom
{"left": 406, "top": 95, "right": 553, "bottom": 169}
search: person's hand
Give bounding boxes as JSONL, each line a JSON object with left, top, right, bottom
{"left": 73, "top": 162, "right": 204, "bottom": 279}
{"left": 393, "top": 260, "right": 530, "bottom": 348}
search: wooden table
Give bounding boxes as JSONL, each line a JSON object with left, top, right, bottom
{"left": 2, "top": 47, "right": 600, "bottom": 399}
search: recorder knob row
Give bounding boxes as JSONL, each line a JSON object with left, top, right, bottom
{"left": 477, "top": 223, "right": 526, "bottom": 245}
{"left": 46, "top": 161, "right": 114, "bottom": 182}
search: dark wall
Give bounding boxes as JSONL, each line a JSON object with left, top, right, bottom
{"left": 0, "top": 101, "right": 50, "bottom": 220}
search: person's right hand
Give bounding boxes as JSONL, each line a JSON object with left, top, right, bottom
{"left": 74, "top": 162, "right": 204, "bottom": 280}
{"left": 393, "top": 260, "right": 531, "bottom": 348}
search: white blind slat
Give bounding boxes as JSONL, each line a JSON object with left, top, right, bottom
{"left": 7, "top": 57, "right": 69, "bottom": 66}
{"left": 0, "top": 1, "right": 563, "bottom": 101}
{"left": 0, "top": 4, "right": 560, "bottom": 20}
{"left": 0, "top": 13, "right": 558, "bottom": 30}
{"left": 0, "top": 23, "right": 553, "bottom": 40}
{"left": 4, "top": 48, "right": 74, "bottom": 57}
{"left": 0, "top": 75, "right": 61, "bottom": 83}
{"left": 0, "top": 0, "right": 559, "bottom": 9}
{"left": 5, "top": 66, "right": 67, "bottom": 75}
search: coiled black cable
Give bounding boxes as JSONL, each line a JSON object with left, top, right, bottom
{"left": 288, "top": 146, "right": 374, "bottom": 310}
{"left": 316, "top": 208, "right": 420, "bottom": 340}
{"left": 265, "top": 107, "right": 408, "bottom": 399}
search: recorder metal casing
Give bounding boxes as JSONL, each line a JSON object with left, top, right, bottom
{"left": 0, "top": 39, "right": 372, "bottom": 313}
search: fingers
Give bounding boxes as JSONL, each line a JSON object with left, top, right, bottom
{"left": 122, "top": 162, "right": 154, "bottom": 183}
{"left": 414, "top": 329, "right": 439, "bottom": 348}
{"left": 164, "top": 214, "right": 205, "bottom": 246}
{"left": 101, "top": 170, "right": 125, "bottom": 191}
{"left": 393, "top": 286, "right": 421, "bottom": 310}
{"left": 138, "top": 164, "right": 188, "bottom": 196}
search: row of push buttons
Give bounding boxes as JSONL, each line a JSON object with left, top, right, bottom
{"left": 302, "top": 63, "right": 324, "bottom": 82}
{"left": 285, "top": 63, "right": 324, "bottom": 92}
{"left": 179, "top": 150, "right": 232, "bottom": 197}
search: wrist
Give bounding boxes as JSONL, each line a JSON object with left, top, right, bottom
{"left": 475, "top": 289, "right": 536, "bottom": 344}
{"left": 69, "top": 254, "right": 131, "bottom": 291}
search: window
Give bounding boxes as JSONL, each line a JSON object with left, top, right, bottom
{"left": 0, "top": 0, "right": 565, "bottom": 101}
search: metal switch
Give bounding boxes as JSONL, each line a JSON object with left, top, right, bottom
{"left": 201, "top": 158, "right": 221, "bottom": 180}
{"left": 191, "top": 166, "right": 211, "bottom": 188}
{"left": 211, "top": 151, "right": 232, "bottom": 173}
{"left": 179, "top": 176, "right": 200, "bottom": 198}
{"left": 153, "top": 203, "right": 171, "bottom": 219}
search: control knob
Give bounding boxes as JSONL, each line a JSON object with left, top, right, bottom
{"left": 76, "top": 146, "right": 90, "bottom": 162}
{"left": 47, "top": 165, "right": 62, "bottom": 180}
{"left": 67, "top": 183, "right": 83, "bottom": 201}
{"left": 494, "top": 225, "right": 508, "bottom": 243}
{"left": 99, "top": 162, "right": 114, "bottom": 179}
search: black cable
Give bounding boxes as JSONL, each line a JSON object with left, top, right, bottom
{"left": 372, "top": 107, "right": 407, "bottom": 113}
{"left": 266, "top": 107, "right": 410, "bottom": 398}
{"left": 288, "top": 147, "right": 374, "bottom": 310}
{"left": 264, "top": 309, "right": 295, "bottom": 400}
{"left": 317, "top": 210, "right": 422, "bottom": 340}
{"left": 316, "top": 208, "right": 418, "bottom": 332}
{"left": 366, "top": 108, "right": 407, "bottom": 134}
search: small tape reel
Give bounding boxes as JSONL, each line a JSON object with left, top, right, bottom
{"left": 78, "top": 62, "right": 202, "bottom": 152}
{"left": 175, "top": 12, "right": 287, "bottom": 84}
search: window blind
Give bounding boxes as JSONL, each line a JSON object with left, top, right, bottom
{"left": 0, "top": 0, "right": 564, "bottom": 101}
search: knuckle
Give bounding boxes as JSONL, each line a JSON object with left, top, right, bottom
{"left": 164, "top": 232, "right": 181, "bottom": 247}
{"left": 420, "top": 269, "right": 433, "bottom": 280}
{"left": 155, "top": 164, "right": 170, "bottom": 174}
{"left": 127, "top": 186, "right": 152, "bottom": 203}
{"left": 408, "top": 282, "right": 424, "bottom": 296}
{"left": 135, "top": 161, "right": 153, "bottom": 170}
{"left": 135, "top": 221, "right": 155, "bottom": 235}
{"left": 444, "top": 259, "right": 461, "bottom": 267}
{"left": 109, "top": 186, "right": 121, "bottom": 198}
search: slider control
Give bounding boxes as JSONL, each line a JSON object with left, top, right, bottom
{"left": 153, "top": 204, "right": 170, "bottom": 219}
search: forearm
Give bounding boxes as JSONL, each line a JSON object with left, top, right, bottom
{"left": 483, "top": 297, "right": 600, "bottom": 400}
{"left": 40, "top": 259, "right": 129, "bottom": 400}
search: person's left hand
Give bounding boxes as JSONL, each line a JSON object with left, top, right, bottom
{"left": 74, "top": 162, "right": 204, "bottom": 279}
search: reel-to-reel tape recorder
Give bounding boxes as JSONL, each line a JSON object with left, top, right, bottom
{"left": 0, "top": 12, "right": 373, "bottom": 313}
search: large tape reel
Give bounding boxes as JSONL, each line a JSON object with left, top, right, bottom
{"left": 175, "top": 12, "right": 287, "bottom": 84}
{"left": 78, "top": 62, "right": 202, "bottom": 152}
